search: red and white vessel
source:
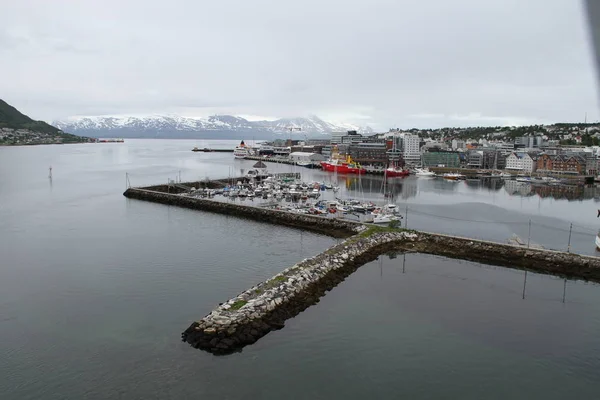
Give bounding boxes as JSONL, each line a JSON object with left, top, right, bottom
{"left": 384, "top": 166, "right": 410, "bottom": 177}
{"left": 321, "top": 158, "right": 366, "bottom": 174}
{"left": 320, "top": 148, "right": 365, "bottom": 174}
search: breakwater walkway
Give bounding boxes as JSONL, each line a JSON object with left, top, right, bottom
{"left": 124, "top": 182, "right": 600, "bottom": 354}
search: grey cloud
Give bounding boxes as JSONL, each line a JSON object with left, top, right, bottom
{"left": 0, "top": 0, "right": 598, "bottom": 130}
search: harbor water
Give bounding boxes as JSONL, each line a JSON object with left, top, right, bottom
{"left": 1, "top": 139, "right": 600, "bottom": 399}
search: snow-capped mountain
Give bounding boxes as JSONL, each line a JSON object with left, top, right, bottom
{"left": 52, "top": 115, "right": 373, "bottom": 139}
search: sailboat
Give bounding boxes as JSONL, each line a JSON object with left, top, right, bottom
{"left": 370, "top": 169, "right": 403, "bottom": 225}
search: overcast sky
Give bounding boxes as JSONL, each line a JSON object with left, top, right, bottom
{"left": 1, "top": 0, "right": 599, "bottom": 130}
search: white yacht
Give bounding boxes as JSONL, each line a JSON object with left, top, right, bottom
{"left": 373, "top": 214, "right": 402, "bottom": 225}
{"left": 383, "top": 204, "right": 400, "bottom": 214}
{"left": 415, "top": 168, "right": 435, "bottom": 177}
{"left": 233, "top": 140, "right": 250, "bottom": 159}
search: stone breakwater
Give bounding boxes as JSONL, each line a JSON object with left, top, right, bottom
{"left": 181, "top": 230, "right": 417, "bottom": 354}
{"left": 404, "top": 232, "right": 600, "bottom": 282}
{"left": 181, "top": 228, "right": 600, "bottom": 355}
{"left": 123, "top": 188, "right": 361, "bottom": 238}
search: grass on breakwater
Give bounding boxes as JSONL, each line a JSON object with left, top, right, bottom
{"left": 229, "top": 300, "right": 248, "bottom": 311}
{"left": 354, "top": 224, "right": 416, "bottom": 240}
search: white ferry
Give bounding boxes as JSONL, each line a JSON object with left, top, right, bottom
{"left": 233, "top": 140, "right": 250, "bottom": 159}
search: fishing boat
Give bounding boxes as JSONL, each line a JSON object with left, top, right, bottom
{"left": 414, "top": 168, "right": 435, "bottom": 177}
{"left": 385, "top": 166, "right": 410, "bottom": 177}
{"left": 233, "top": 140, "right": 250, "bottom": 159}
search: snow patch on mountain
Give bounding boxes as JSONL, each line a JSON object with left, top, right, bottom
{"left": 53, "top": 114, "right": 373, "bottom": 137}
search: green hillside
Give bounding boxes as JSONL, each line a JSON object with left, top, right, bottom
{"left": 0, "top": 99, "right": 62, "bottom": 134}
{"left": 0, "top": 99, "right": 89, "bottom": 144}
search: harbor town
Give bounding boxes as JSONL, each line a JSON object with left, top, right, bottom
{"left": 217, "top": 126, "right": 600, "bottom": 185}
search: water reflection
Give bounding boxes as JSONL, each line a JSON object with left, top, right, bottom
{"left": 337, "top": 175, "right": 418, "bottom": 200}
{"left": 383, "top": 253, "right": 571, "bottom": 304}
{"left": 504, "top": 180, "right": 600, "bottom": 201}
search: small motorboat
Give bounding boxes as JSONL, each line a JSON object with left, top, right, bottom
{"left": 414, "top": 168, "right": 435, "bottom": 177}
{"left": 373, "top": 214, "right": 402, "bottom": 225}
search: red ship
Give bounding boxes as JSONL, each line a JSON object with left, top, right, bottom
{"left": 321, "top": 160, "right": 366, "bottom": 174}
{"left": 320, "top": 154, "right": 365, "bottom": 174}
{"left": 384, "top": 166, "right": 410, "bottom": 177}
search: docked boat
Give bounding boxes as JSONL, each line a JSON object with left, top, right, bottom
{"left": 443, "top": 172, "right": 465, "bottom": 180}
{"left": 320, "top": 146, "right": 365, "bottom": 174}
{"left": 415, "top": 168, "right": 435, "bottom": 177}
{"left": 320, "top": 155, "right": 365, "bottom": 174}
{"left": 233, "top": 140, "right": 250, "bottom": 159}
{"left": 373, "top": 213, "right": 402, "bottom": 225}
{"left": 245, "top": 169, "right": 271, "bottom": 180}
{"left": 97, "top": 138, "right": 124, "bottom": 143}
{"left": 381, "top": 204, "right": 400, "bottom": 214}
{"left": 385, "top": 166, "right": 410, "bottom": 177}
{"left": 515, "top": 176, "right": 531, "bottom": 183}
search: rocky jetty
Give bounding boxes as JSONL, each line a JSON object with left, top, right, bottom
{"left": 181, "top": 229, "right": 417, "bottom": 354}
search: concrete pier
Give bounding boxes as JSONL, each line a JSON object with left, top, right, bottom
{"left": 124, "top": 181, "right": 600, "bottom": 355}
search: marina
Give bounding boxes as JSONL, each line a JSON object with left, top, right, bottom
{"left": 124, "top": 164, "right": 600, "bottom": 354}
{"left": 124, "top": 178, "right": 600, "bottom": 354}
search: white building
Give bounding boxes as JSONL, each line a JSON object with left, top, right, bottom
{"left": 505, "top": 152, "right": 535, "bottom": 173}
{"left": 451, "top": 139, "right": 465, "bottom": 150}
{"left": 330, "top": 132, "right": 346, "bottom": 145}
{"left": 289, "top": 152, "right": 325, "bottom": 163}
{"left": 402, "top": 133, "right": 421, "bottom": 165}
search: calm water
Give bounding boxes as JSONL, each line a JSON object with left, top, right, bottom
{"left": 1, "top": 139, "right": 600, "bottom": 399}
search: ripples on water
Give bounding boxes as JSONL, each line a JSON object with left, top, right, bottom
{"left": 1, "top": 141, "right": 600, "bottom": 399}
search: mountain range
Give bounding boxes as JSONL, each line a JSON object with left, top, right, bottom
{"left": 53, "top": 115, "right": 373, "bottom": 139}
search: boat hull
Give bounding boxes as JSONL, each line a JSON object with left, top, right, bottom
{"left": 385, "top": 168, "right": 410, "bottom": 177}
{"left": 320, "top": 162, "right": 366, "bottom": 174}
